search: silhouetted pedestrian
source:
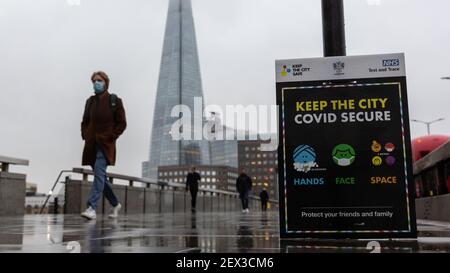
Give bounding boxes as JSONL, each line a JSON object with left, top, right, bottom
{"left": 259, "top": 188, "right": 269, "bottom": 212}
{"left": 186, "top": 166, "right": 201, "bottom": 212}
{"left": 236, "top": 173, "right": 252, "bottom": 213}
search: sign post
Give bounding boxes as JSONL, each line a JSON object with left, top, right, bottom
{"left": 276, "top": 53, "right": 417, "bottom": 239}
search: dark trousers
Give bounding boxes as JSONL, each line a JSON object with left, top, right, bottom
{"left": 239, "top": 191, "right": 249, "bottom": 210}
{"left": 261, "top": 201, "right": 268, "bottom": 211}
{"left": 190, "top": 190, "right": 198, "bottom": 209}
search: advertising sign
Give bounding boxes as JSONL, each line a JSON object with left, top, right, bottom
{"left": 276, "top": 53, "right": 417, "bottom": 238}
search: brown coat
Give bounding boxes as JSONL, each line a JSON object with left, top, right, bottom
{"left": 81, "top": 91, "right": 127, "bottom": 166}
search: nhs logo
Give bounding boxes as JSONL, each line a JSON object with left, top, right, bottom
{"left": 382, "top": 59, "right": 400, "bottom": 67}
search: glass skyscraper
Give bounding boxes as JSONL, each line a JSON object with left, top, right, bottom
{"left": 210, "top": 125, "right": 238, "bottom": 169}
{"left": 142, "top": 0, "right": 210, "bottom": 179}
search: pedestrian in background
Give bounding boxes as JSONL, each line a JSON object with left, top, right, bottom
{"left": 186, "top": 166, "right": 201, "bottom": 212}
{"left": 259, "top": 188, "right": 269, "bottom": 212}
{"left": 236, "top": 172, "right": 252, "bottom": 213}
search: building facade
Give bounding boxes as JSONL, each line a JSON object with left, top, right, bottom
{"left": 25, "top": 194, "right": 47, "bottom": 214}
{"left": 26, "top": 182, "right": 37, "bottom": 196}
{"left": 210, "top": 138, "right": 238, "bottom": 168}
{"left": 238, "top": 139, "right": 278, "bottom": 200}
{"left": 158, "top": 165, "right": 238, "bottom": 192}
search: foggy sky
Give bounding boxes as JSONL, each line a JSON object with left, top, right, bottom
{"left": 0, "top": 0, "right": 449, "bottom": 192}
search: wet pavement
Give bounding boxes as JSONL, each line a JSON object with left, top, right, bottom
{"left": 0, "top": 212, "right": 449, "bottom": 253}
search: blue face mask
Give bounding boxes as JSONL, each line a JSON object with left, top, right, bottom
{"left": 93, "top": 81, "right": 105, "bottom": 94}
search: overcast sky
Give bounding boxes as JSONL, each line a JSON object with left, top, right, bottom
{"left": 0, "top": 0, "right": 449, "bottom": 192}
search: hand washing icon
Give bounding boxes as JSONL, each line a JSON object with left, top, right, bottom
{"left": 293, "top": 145, "right": 318, "bottom": 173}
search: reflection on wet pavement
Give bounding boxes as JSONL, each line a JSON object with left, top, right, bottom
{"left": 0, "top": 212, "right": 449, "bottom": 253}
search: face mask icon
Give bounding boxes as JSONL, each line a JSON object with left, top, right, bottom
{"left": 334, "top": 156, "right": 354, "bottom": 167}
{"left": 332, "top": 144, "right": 356, "bottom": 167}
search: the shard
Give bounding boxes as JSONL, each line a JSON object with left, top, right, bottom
{"left": 142, "top": 0, "right": 210, "bottom": 179}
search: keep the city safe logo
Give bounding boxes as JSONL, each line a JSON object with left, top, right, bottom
{"left": 293, "top": 144, "right": 318, "bottom": 173}
{"left": 332, "top": 144, "right": 356, "bottom": 167}
{"left": 280, "top": 65, "right": 292, "bottom": 77}
{"left": 280, "top": 64, "right": 311, "bottom": 77}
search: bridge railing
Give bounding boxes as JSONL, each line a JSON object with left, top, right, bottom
{"left": 0, "top": 155, "right": 28, "bottom": 216}
{"left": 0, "top": 155, "right": 29, "bottom": 173}
{"left": 63, "top": 168, "right": 278, "bottom": 215}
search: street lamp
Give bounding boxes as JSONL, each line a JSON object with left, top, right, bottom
{"left": 411, "top": 118, "right": 445, "bottom": 135}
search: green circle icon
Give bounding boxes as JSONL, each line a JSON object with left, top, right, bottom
{"left": 332, "top": 144, "right": 356, "bottom": 167}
